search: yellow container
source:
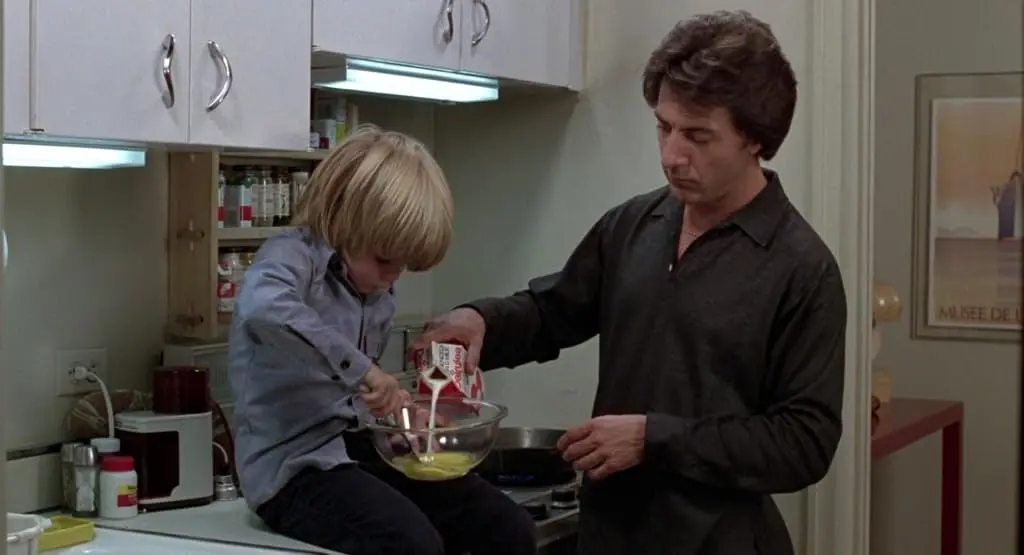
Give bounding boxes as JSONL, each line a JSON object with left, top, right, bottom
{"left": 38, "top": 516, "right": 95, "bottom": 552}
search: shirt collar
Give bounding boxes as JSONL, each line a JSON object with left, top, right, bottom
{"left": 651, "top": 169, "right": 790, "bottom": 247}
{"left": 302, "top": 228, "right": 394, "bottom": 299}
{"left": 300, "top": 228, "right": 339, "bottom": 278}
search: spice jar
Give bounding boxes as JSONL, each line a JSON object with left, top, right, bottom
{"left": 239, "top": 249, "right": 257, "bottom": 272}
{"left": 290, "top": 170, "right": 309, "bottom": 211}
{"left": 275, "top": 168, "right": 292, "bottom": 226}
{"left": 217, "top": 250, "right": 243, "bottom": 314}
{"left": 217, "top": 169, "right": 226, "bottom": 229}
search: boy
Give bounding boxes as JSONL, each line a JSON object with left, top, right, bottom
{"left": 228, "top": 126, "right": 536, "bottom": 555}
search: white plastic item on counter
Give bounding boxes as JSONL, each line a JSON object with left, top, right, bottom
{"left": 90, "top": 436, "right": 121, "bottom": 456}
{"left": 98, "top": 455, "right": 139, "bottom": 519}
{"left": 7, "top": 513, "right": 51, "bottom": 555}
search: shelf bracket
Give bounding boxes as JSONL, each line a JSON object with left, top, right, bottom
{"left": 176, "top": 219, "right": 207, "bottom": 251}
{"left": 175, "top": 310, "right": 205, "bottom": 329}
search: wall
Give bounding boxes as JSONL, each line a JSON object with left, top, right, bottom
{"left": 432, "top": 0, "right": 817, "bottom": 549}
{"left": 870, "top": 0, "right": 1024, "bottom": 552}
{"left": 3, "top": 162, "right": 171, "bottom": 447}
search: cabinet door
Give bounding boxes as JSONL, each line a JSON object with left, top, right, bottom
{"left": 459, "top": 0, "right": 572, "bottom": 86}
{"left": 188, "top": 0, "right": 311, "bottom": 150}
{"left": 313, "top": 0, "right": 461, "bottom": 72}
{"left": 3, "top": 0, "right": 31, "bottom": 135}
{"left": 33, "top": 0, "right": 191, "bottom": 144}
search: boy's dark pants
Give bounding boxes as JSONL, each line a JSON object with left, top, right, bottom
{"left": 256, "top": 431, "right": 537, "bottom": 555}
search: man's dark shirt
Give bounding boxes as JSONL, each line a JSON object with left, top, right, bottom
{"left": 466, "top": 171, "right": 847, "bottom": 555}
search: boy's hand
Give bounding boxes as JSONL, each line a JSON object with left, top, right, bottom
{"left": 360, "top": 366, "right": 404, "bottom": 418}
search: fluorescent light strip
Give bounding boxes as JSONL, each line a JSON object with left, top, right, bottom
{"left": 2, "top": 143, "right": 147, "bottom": 169}
{"left": 349, "top": 58, "right": 499, "bottom": 87}
{"left": 315, "top": 58, "right": 499, "bottom": 104}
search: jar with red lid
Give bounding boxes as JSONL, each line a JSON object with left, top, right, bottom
{"left": 99, "top": 455, "right": 138, "bottom": 519}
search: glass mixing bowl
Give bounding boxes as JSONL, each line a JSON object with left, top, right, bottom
{"left": 365, "top": 395, "right": 508, "bottom": 481}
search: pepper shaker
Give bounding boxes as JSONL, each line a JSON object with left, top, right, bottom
{"left": 71, "top": 444, "right": 100, "bottom": 518}
{"left": 214, "top": 475, "right": 239, "bottom": 501}
{"left": 60, "top": 442, "right": 83, "bottom": 512}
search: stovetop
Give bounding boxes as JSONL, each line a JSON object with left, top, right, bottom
{"left": 501, "top": 482, "right": 580, "bottom": 522}
{"left": 502, "top": 487, "right": 552, "bottom": 505}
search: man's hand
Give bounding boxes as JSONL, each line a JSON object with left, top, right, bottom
{"left": 557, "top": 415, "right": 646, "bottom": 480}
{"left": 410, "top": 308, "right": 486, "bottom": 373}
{"left": 360, "top": 366, "right": 405, "bottom": 418}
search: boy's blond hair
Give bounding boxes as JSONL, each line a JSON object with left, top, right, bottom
{"left": 293, "top": 125, "right": 453, "bottom": 272}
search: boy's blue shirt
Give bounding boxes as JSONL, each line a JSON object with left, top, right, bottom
{"left": 228, "top": 227, "right": 396, "bottom": 508}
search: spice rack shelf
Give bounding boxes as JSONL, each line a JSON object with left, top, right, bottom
{"left": 221, "top": 149, "right": 330, "bottom": 161}
{"left": 167, "top": 149, "right": 327, "bottom": 341}
{"left": 217, "top": 226, "right": 297, "bottom": 242}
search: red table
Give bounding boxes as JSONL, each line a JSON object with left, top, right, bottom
{"left": 871, "top": 398, "right": 964, "bottom": 555}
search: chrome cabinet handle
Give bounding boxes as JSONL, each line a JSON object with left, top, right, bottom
{"left": 205, "top": 40, "right": 233, "bottom": 113}
{"left": 470, "top": 0, "right": 491, "bottom": 46}
{"left": 161, "top": 34, "right": 176, "bottom": 108}
{"left": 441, "top": 0, "right": 455, "bottom": 43}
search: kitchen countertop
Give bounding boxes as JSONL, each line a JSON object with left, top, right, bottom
{"left": 95, "top": 500, "right": 331, "bottom": 554}
{"left": 91, "top": 498, "right": 579, "bottom": 553}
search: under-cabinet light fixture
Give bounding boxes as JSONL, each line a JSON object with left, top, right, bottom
{"left": 312, "top": 57, "right": 500, "bottom": 104}
{"left": 2, "top": 143, "right": 147, "bottom": 169}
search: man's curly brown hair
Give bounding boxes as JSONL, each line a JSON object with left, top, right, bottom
{"left": 642, "top": 10, "right": 797, "bottom": 161}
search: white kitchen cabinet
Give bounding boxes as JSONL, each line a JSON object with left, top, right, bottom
{"left": 313, "top": 0, "right": 462, "bottom": 72}
{"left": 3, "top": 0, "right": 31, "bottom": 136}
{"left": 459, "top": 0, "right": 575, "bottom": 87}
{"left": 188, "top": 0, "right": 311, "bottom": 149}
{"left": 33, "top": 0, "right": 192, "bottom": 144}
{"left": 32, "top": 0, "right": 311, "bottom": 150}
{"left": 313, "top": 0, "right": 581, "bottom": 89}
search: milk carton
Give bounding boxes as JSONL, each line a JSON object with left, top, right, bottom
{"left": 413, "top": 341, "right": 485, "bottom": 401}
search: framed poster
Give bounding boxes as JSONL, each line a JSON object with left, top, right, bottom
{"left": 911, "top": 72, "right": 1023, "bottom": 342}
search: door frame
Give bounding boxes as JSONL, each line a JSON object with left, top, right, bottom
{"left": 1, "top": 0, "right": 9, "bottom": 545}
{"left": 801, "top": 0, "right": 875, "bottom": 552}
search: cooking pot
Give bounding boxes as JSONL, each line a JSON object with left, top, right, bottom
{"left": 475, "top": 427, "right": 578, "bottom": 487}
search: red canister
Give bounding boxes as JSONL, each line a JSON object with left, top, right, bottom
{"left": 153, "top": 366, "right": 210, "bottom": 414}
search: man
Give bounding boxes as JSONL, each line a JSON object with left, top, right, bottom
{"left": 415, "top": 10, "right": 847, "bottom": 555}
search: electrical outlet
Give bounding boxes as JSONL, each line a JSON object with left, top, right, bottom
{"left": 55, "top": 348, "right": 109, "bottom": 397}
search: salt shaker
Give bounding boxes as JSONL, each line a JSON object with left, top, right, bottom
{"left": 60, "top": 442, "right": 83, "bottom": 512}
{"left": 71, "top": 444, "right": 100, "bottom": 518}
